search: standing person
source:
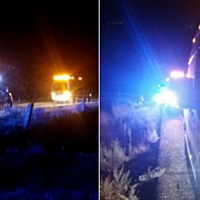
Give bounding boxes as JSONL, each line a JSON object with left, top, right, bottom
{"left": 5, "top": 87, "right": 13, "bottom": 107}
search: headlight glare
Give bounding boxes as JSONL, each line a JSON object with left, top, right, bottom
{"left": 153, "top": 90, "right": 178, "bottom": 106}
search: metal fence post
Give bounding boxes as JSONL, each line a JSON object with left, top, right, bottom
{"left": 23, "top": 102, "right": 34, "bottom": 131}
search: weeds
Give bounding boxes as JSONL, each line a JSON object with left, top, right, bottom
{"left": 101, "top": 101, "right": 160, "bottom": 158}
{"left": 100, "top": 99, "right": 163, "bottom": 200}
{"left": 100, "top": 165, "right": 139, "bottom": 200}
{"left": 100, "top": 139, "right": 128, "bottom": 173}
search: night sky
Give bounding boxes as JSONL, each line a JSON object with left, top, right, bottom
{"left": 0, "top": 1, "right": 98, "bottom": 100}
{"left": 100, "top": 0, "right": 200, "bottom": 97}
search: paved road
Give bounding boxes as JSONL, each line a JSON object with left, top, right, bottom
{"left": 156, "top": 112, "right": 195, "bottom": 199}
{"left": 14, "top": 99, "right": 98, "bottom": 108}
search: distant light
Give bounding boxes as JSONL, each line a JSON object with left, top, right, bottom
{"left": 157, "top": 84, "right": 161, "bottom": 88}
{"left": 153, "top": 90, "right": 177, "bottom": 106}
{"left": 165, "top": 77, "right": 170, "bottom": 82}
{"left": 192, "top": 37, "right": 196, "bottom": 44}
{"left": 78, "top": 77, "right": 82, "bottom": 80}
{"left": 53, "top": 75, "right": 70, "bottom": 81}
{"left": 186, "top": 73, "right": 194, "bottom": 78}
{"left": 199, "top": 24, "right": 200, "bottom": 30}
{"left": 170, "top": 71, "right": 185, "bottom": 79}
{"left": 186, "top": 74, "right": 190, "bottom": 78}
{"left": 51, "top": 90, "right": 71, "bottom": 102}
{"left": 71, "top": 76, "right": 74, "bottom": 80}
{"left": 0, "top": 76, "right": 1, "bottom": 81}
{"left": 157, "top": 84, "right": 166, "bottom": 90}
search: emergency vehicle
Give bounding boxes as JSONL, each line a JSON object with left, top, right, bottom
{"left": 51, "top": 74, "right": 92, "bottom": 103}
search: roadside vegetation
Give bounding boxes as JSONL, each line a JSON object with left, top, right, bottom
{"left": 100, "top": 98, "right": 165, "bottom": 200}
{"left": 0, "top": 106, "right": 98, "bottom": 199}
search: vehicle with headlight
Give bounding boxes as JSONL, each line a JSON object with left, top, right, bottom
{"left": 153, "top": 83, "right": 179, "bottom": 115}
{"left": 153, "top": 70, "right": 194, "bottom": 109}
{"left": 51, "top": 74, "right": 92, "bottom": 103}
{"left": 153, "top": 84, "right": 178, "bottom": 107}
{"left": 51, "top": 75, "right": 72, "bottom": 102}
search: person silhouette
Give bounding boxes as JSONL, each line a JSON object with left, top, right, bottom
{"left": 5, "top": 87, "right": 13, "bottom": 107}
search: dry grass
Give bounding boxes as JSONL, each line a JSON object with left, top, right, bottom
{"left": 100, "top": 99, "right": 162, "bottom": 200}
{"left": 100, "top": 100, "right": 161, "bottom": 158}
{"left": 100, "top": 165, "right": 139, "bottom": 200}
{"left": 100, "top": 139, "right": 128, "bottom": 173}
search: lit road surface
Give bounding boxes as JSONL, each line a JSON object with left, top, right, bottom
{"left": 14, "top": 99, "right": 98, "bottom": 109}
{"left": 0, "top": 100, "right": 98, "bottom": 125}
{"left": 157, "top": 112, "right": 195, "bottom": 199}
{"left": 36, "top": 100, "right": 98, "bottom": 109}
{"left": 0, "top": 100, "right": 98, "bottom": 127}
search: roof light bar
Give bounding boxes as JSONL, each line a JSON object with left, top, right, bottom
{"left": 53, "top": 75, "right": 70, "bottom": 81}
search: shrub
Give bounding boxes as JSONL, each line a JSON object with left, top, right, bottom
{"left": 100, "top": 99, "right": 163, "bottom": 200}
{"left": 100, "top": 139, "right": 128, "bottom": 173}
{"left": 100, "top": 101, "right": 161, "bottom": 159}
{"left": 100, "top": 165, "right": 139, "bottom": 200}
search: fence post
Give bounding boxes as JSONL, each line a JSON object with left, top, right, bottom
{"left": 23, "top": 102, "right": 34, "bottom": 131}
{"left": 81, "top": 97, "right": 85, "bottom": 112}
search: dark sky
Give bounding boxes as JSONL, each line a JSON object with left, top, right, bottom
{"left": 0, "top": 1, "right": 98, "bottom": 98}
{"left": 100, "top": 0, "right": 200, "bottom": 96}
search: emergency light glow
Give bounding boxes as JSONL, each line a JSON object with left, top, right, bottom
{"left": 51, "top": 90, "right": 71, "bottom": 102}
{"left": 153, "top": 90, "right": 178, "bottom": 106}
{"left": 170, "top": 71, "right": 185, "bottom": 79}
{"left": 165, "top": 77, "right": 170, "bottom": 82}
{"left": 53, "top": 75, "right": 70, "bottom": 81}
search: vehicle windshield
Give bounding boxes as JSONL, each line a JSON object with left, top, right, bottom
{"left": 52, "top": 81, "right": 69, "bottom": 91}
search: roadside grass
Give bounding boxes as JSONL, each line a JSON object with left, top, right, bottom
{"left": 0, "top": 108, "right": 98, "bottom": 199}
{"left": 100, "top": 99, "right": 164, "bottom": 200}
